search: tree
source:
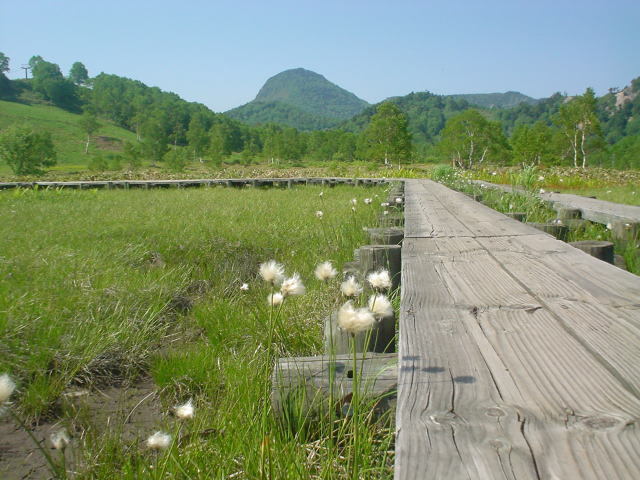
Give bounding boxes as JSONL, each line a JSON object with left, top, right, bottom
{"left": 0, "top": 52, "right": 9, "bottom": 74}
{"left": 510, "top": 121, "right": 553, "bottom": 165}
{"left": 140, "top": 114, "right": 169, "bottom": 165}
{"left": 0, "top": 125, "right": 57, "bottom": 175}
{"left": 31, "top": 57, "right": 80, "bottom": 111}
{"left": 78, "top": 112, "right": 102, "bottom": 153}
{"left": 69, "top": 62, "right": 89, "bottom": 85}
{"left": 186, "top": 114, "right": 209, "bottom": 162}
{"left": 360, "top": 102, "right": 412, "bottom": 166}
{"left": 553, "top": 88, "right": 602, "bottom": 168}
{"left": 439, "top": 109, "right": 509, "bottom": 169}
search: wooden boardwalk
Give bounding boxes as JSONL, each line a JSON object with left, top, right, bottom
{"left": 0, "top": 177, "right": 387, "bottom": 190}
{"left": 473, "top": 179, "right": 640, "bottom": 225}
{"left": 396, "top": 179, "right": 640, "bottom": 479}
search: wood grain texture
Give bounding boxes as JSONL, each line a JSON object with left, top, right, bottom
{"left": 397, "top": 179, "right": 640, "bottom": 480}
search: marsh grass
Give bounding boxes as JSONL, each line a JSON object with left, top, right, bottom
{"left": 0, "top": 184, "right": 395, "bottom": 478}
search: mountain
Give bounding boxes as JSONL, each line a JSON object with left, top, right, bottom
{"left": 226, "top": 68, "right": 369, "bottom": 130}
{"left": 448, "top": 91, "right": 538, "bottom": 109}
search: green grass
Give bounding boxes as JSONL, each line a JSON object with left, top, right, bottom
{"left": 0, "top": 99, "right": 137, "bottom": 172}
{"left": 0, "top": 184, "right": 395, "bottom": 478}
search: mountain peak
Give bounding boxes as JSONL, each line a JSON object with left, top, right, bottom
{"left": 252, "top": 68, "right": 369, "bottom": 120}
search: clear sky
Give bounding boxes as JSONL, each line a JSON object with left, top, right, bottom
{"left": 2, "top": 0, "right": 639, "bottom": 112}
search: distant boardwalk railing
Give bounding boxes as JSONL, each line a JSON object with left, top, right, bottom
{"left": 0, "top": 177, "right": 389, "bottom": 190}
{"left": 396, "top": 179, "right": 640, "bottom": 479}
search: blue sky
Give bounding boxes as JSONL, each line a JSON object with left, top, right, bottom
{"left": 2, "top": 0, "right": 639, "bottom": 112}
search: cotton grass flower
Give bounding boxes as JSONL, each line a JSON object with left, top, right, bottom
{"left": 340, "top": 276, "right": 363, "bottom": 297}
{"left": 367, "top": 269, "right": 392, "bottom": 290}
{"left": 368, "top": 294, "right": 393, "bottom": 318}
{"left": 337, "top": 301, "right": 376, "bottom": 335}
{"left": 50, "top": 429, "right": 70, "bottom": 450}
{"left": 175, "top": 399, "right": 194, "bottom": 420}
{"left": 240, "top": 283, "right": 249, "bottom": 291}
{"left": 259, "top": 260, "right": 285, "bottom": 286}
{"left": 268, "top": 292, "right": 284, "bottom": 306}
{"left": 315, "top": 261, "right": 337, "bottom": 282}
{"left": 0, "top": 374, "right": 15, "bottom": 403}
{"left": 364, "top": 198, "right": 372, "bottom": 205}
{"left": 315, "top": 210, "right": 323, "bottom": 219}
{"left": 351, "top": 198, "right": 357, "bottom": 206}
{"left": 146, "top": 431, "right": 172, "bottom": 450}
{"left": 280, "top": 273, "right": 305, "bottom": 296}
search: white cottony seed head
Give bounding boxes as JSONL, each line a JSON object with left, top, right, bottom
{"left": 351, "top": 198, "right": 357, "bottom": 206}
{"left": 0, "top": 374, "right": 15, "bottom": 403}
{"left": 280, "top": 273, "right": 305, "bottom": 296}
{"left": 367, "top": 270, "right": 392, "bottom": 290}
{"left": 337, "top": 301, "right": 376, "bottom": 335}
{"left": 315, "top": 261, "right": 337, "bottom": 282}
{"left": 240, "top": 283, "right": 249, "bottom": 291}
{"left": 368, "top": 294, "right": 394, "bottom": 318}
{"left": 175, "top": 399, "right": 195, "bottom": 420}
{"left": 268, "top": 292, "right": 284, "bottom": 306}
{"left": 51, "top": 429, "right": 70, "bottom": 450}
{"left": 147, "top": 431, "right": 172, "bottom": 450}
{"left": 315, "top": 210, "right": 323, "bottom": 219}
{"left": 259, "top": 260, "right": 285, "bottom": 286}
{"left": 340, "top": 276, "right": 363, "bottom": 297}
{"left": 364, "top": 198, "right": 372, "bottom": 205}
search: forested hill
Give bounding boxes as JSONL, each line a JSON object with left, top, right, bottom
{"left": 339, "top": 91, "right": 474, "bottom": 144}
{"left": 226, "top": 68, "right": 369, "bottom": 130}
{"left": 449, "top": 91, "right": 538, "bottom": 109}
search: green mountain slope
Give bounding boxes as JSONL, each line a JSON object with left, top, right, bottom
{"left": 339, "top": 91, "right": 473, "bottom": 143}
{"left": 226, "top": 68, "right": 369, "bottom": 130}
{"left": 226, "top": 100, "right": 341, "bottom": 130}
{"left": 449, "top": 91, "right": 538, "bottom": 109}
{"left": 0, "top": 100, "right": 137, "bottom": 168}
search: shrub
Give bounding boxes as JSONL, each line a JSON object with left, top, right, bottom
{"left": 0, "top": 125, "right": 57, "bottom": 175}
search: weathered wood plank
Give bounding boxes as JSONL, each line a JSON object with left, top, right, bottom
{"left": 397, "top": 179, "right": 640, "bottom": 480}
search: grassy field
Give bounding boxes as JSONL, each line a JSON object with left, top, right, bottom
{"left": 0, "top": 99, "right": 137, "bottom": 174}
{"left": 0, "top": 184, "right": 395, "bottom": 479}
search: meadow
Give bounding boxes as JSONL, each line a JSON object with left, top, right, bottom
{"left": 0, "top": 184, "right": 395, "bottom": 479}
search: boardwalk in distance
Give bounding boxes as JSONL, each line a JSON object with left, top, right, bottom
{"left": 396, "top": 179, "right": 640, "bottom": 480}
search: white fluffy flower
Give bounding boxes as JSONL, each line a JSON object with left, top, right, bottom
{"left": 175, "top": 399, "right": 194, "bottom": 420}
{"left": 240, "top": 283, "right": 249, "bottom": 291}
{"left": 259, "top": 260, "right": 285, "bottom": 285}
{"left": 539, "top": 188, "right": 546, "bottom": 194}
{"left": 268, "top": 292, "right": 284, "bottom": 306}
{"left": 315, "top": 261, "right": 337, "bottom": 281}
{"left": 315, "top": 210, "right": 324, "bottom": 219}
{"left": 381, "top": 202, "right": 390, "bottom": 207}
{"left": 146, "top": 431, "right": 172, "bottom": 450}
{"left": 0, "top": 374, "right": 15, "bottom": 403}
{"left": 319, "top": 191, "right": 324, "bottom": 197}
{"left": 368, "top": 294, "right": 394, "bottom": 318}
{"left": 383, "top": 210, "right": 389, "bottom": 215}
{"left": 340, "top": 276, "right": 363, "bottom": 297}
{"left": 395, "top": 197, "right": 403, "bottom": 204}
{"left": 538, "top": 175, "right": 545, "bottom": 181}
{"left": 280, "top": 273, "right": 305, "bottom": 296}
{"left": 337, "top": 302, "right": 376, "bottom": 335}
{"left": 351, "top": 198, "right": 357, "bottom": 206}
{"left": 364, "top": 198, "right": 372, "bottom": 205}
{"left": 367, "top": 270, "right": 392, "bottom": 290}
{"left": 50, "top": 429, "right": 70, "bottom": 450}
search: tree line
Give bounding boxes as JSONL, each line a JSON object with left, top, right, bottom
{"left": 1, "top": 52, "right": 638, "bottom": 174}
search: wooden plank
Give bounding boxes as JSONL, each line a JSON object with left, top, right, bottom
{"left": 397, "top": 179, "right": 640, "bottom": 479}
{"left": 471, "top": 180, "right": 640, "bottom": 225}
